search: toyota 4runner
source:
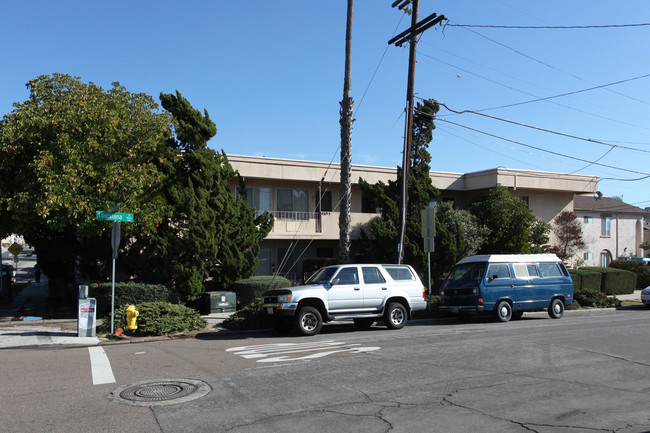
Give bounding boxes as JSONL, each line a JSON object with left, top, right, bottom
{"left": 261, "top": 264, "right": 427, "bottom": 336}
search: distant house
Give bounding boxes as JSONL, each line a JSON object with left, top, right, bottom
{"left": 228, "top": 154, "right": 598, "bottom": 280}
{"left": 573, "top": 196, "right": 649, "bottom": 267}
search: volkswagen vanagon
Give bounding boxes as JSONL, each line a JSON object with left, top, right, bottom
{"left": 439, "top": 254, "right": 573, "bottom": 322}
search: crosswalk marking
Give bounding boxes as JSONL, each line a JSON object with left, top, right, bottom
{"left": 227, "top": 340, "right": 380, "bottom": 363}
{"left": 88, "top": 346, "right": 116, "bottom": 385}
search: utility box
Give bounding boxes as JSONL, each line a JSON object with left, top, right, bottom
{"left": 78, "top": 297, "right": 97, "bottom": 337}
{"left": 206, "top": 291, "right": 236, "bottom": 313}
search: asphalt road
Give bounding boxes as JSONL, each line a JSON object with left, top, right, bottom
{"left": 1, "top": 308, "right": 649, "bottom": 433}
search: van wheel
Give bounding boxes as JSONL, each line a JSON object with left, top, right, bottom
{"left": 353, "top": 318, "right": 374, "bottom": 329}
{"left": 295, "top": 307, "right": 322, "bottom": 336}
{"left": 548, "top": 298, "right": 564, "bottom": 319}
{"left": 384, "top": 303, "right": 407, "bottom": 329}
{"left": 495, "top": 301, "right": 512, "bottom": 322}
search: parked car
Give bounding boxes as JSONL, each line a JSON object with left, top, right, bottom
{"left": 261, "top": 263, "right": 427, "bottom": 336}
{"left": 439, "top": 254, "right": 574, "bottom": 322}
{"left": 641, "top": 286, "right": 650, "bottom": 308}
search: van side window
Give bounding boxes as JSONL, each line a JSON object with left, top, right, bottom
{"left": 362, "top": 267, "right": 386, "bottom": 284}
{"left": 539, "top": 263, "right": 562, "bottom": 278}
{"left": 487, "top": 264, "right": 510, "bottom": 279}
{"left": 512, "top": 263, "right": 539, "bottom": 279}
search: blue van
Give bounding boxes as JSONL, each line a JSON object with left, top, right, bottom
{"left": 439, "top": 254, "right": 573, "bottom": 322}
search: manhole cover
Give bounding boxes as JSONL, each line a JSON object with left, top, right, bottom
{"left": 109, "top": 378, "right": 211, "bottom": 407}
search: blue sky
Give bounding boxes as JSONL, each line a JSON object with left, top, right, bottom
{"left": 2, "top": 1, "right": 650, "bottom": 207}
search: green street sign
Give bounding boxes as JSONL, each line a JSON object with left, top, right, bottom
{"left": 96, "top": 211, "right": 134, "bottom": 223}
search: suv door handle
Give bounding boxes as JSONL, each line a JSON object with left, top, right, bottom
{"left": 382, "top": 287, "right": 388, "bottom": 290}
{"left": 354, "top": 287, "right": 361, "bottom": 291}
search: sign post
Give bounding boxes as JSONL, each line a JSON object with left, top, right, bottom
{"left": 96, "top": 207, "right": 134, "bottom": 335}
{"left": 421, "top": 202, "right": 436, "bottom": 309}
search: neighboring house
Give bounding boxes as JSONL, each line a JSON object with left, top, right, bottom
{"left": 228, "top": 155, "right": 598, "bottom": 281}
{"left": 573, "top": 196, "right": 649, "bottom": 267}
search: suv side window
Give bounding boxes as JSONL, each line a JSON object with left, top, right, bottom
{"left": 335, "top": 267, "right": 359, "bottom": 285}
{"left": 362, "top": 267, "right": 386, "bottom": 284}
{"left": 383, "top": 265, "right": 415, "bottom": 281}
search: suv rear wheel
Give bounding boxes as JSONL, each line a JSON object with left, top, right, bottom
{"left": 384, "top": 303, "right": 407, "bottom": 329}
{"left": 295, "top": 306, "right": 322, "bottom": 336}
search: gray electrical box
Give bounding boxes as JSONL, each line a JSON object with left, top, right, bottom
{"left": 206, "top": 291, "right": 236, "bottom": 313}
{"left": 78, "top": 297, "right": 97, "bottom": 337}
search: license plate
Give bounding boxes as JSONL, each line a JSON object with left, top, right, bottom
{"left": 450, "top": 307, "right": 459, "bottom": 313}
{"left": 267, "top": 307, "right": 274, "bottom": 315}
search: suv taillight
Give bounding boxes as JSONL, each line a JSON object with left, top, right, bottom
{"left": 422, "top": 287, "right": 426, "bottom": 299}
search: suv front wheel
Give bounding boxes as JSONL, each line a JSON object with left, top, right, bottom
{"left": 384, "top": 303, "right": 407, "bottom": 329}
{"left": 295, "top": 306, "right": 323, "bottom": 336}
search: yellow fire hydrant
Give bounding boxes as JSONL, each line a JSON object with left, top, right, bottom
{"left": 125, "top": 305, "right": 139, "bottom": 331}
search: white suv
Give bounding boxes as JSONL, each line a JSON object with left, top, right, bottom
{"left": 261, "top": 264, "right": 427, "bottom": 336}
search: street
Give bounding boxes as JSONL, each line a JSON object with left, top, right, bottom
{"left": 1, "top": 307, "right": 649, "bottom": 432}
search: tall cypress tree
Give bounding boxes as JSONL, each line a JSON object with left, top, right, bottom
{"left": 129, "top": 92, "right": 272, "bottom": 301}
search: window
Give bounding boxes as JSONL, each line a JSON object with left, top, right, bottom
{"left": 539, "top": 263, "right": 562, "bottom": 278}
{"left": 513, "top": 195, "right": 530, "bottom": 208}
{"left": 277, "top": 189, "right": 309, "bottom": 213}
{"left": 361, "top": 192, "right": 377, "bottom": 213}
{"left": 487, "top": 264, "right": 510, "bottom": 279}
{"left": 601, "top": 215, "right": 611, "bottom": 236}
{"left": 583, "top": 216, "right": 593, "bottom": 224}
{"left": 600, "top": 251, "right": 611, "bottom": 267}
{"left": 384, "top": 265, "right": 415, "bottom": 281}
{"left": 512, "top": 263, "right": 538, "bottom": 279}
{"left": 316, "top": 190, "right": 332, "bottom": 212}
{"left": 362, "top": 267, "right": 386, "bottom": 284}
{"left": 335, "top": 268, "right": 359, "bottom": 285}
{"left": 316, "top": 247, "right": 333, "bottom": 258}
{"left": 244, "top": 187, "right": 271, "bottom": 211}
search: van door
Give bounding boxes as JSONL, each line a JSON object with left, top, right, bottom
{"left": 483, "top": 263, "right": 514, "bottom": 309}
{"left": 511, "top": 263, "right": 546, "bottom": 310}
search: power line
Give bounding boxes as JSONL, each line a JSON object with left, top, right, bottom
{"left": 446, "top": 23, "right": 650, "bottom": 29}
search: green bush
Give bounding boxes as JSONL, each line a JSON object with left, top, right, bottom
{"left": 97, "top": 302, "right": 207, "bottom": 336}
{"left": 90, "top": 282, "right": 181, "bottom": 318}
{"left": 578, "top": 267, "right": 636, "bottom": 295}
{"left": 229, "top": 276, "right": 291, "bottom": 307}
{"left": 220, "top": 302, "right": 272, "bottom": 330}
{"left": 573, "top": 289, "right": 621, "bottom": 308}
{"left": 610, "top": 260, "right": 650, "bottom": 288}
{"left": 568, "top": 269, "right": 601, "bottom": 292}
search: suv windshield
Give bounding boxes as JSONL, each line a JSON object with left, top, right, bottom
{"left": 305, "top": 267, "right": 337, "bottom": 284}
{"left": 446, "top": 262, "right": 486, "bottom": 282}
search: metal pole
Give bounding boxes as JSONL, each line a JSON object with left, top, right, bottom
{"left": 111, "top": 257, "right": 115, "bottom": 335}
{"left": 427, "top": 251, "right": 432, "bottom": 310}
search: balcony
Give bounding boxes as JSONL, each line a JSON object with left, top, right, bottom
{"left": 256, "top": 210, "right": 378, "bottom": 240}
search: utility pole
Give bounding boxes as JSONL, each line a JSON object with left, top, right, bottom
{"left": 389, "top": 0, "right": 446, "bottom": 264}
{"left": 339, "top": 0, "right": 354, "bottom": 264}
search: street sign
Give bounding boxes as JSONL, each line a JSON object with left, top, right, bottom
{"left": 111, "top": 221, "right": 121, "bottom": 260}
{"left": 96, "top": 211, "right": 134, "bottom": 223}
{"left": 7, "top": 242, "right": 23, "bottom": 256}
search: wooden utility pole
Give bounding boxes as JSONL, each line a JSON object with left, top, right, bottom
{"left": 339, "top": 0, "right": 354, "bottom": 263}
{"left": 389, "top": 0, "right": 446, "bottom": 263}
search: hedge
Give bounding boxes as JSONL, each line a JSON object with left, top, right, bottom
{"left": 578, "top": 267, "right": 636, "bottom": 295}
{"left": 229, "top": 275, "right": 292, "bottom": 307}
{"left": 97, "top": 302, "right": 207, "bottom": 336}
{"left": 89, "top": 282, "right": 181, "bottom": 318}
{"left": 568, "top": 269, "right": 602, "bottom": 292}
{"left": 609, "top": 260, "right": 650, "bottom": 288}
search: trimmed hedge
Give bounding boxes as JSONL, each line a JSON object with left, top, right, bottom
{"left": 573, "top": 289, "right": 621, "bottom": 308}
{"left": 89, "top": 282, "right": 181, "bottom": 318}
{"left": 97, "top": 302, "right": 207, "bottom": 336}
{"left": 610, "top": 260, "right": 650, "bottom": 288}
{"left": 229, "top": 276, "right": 292, "bottom": 307}
{"left": 578, "top": 267, "right": 636, "bottom": 295}
{"left": 568, "top": 269, "right": 601, "bottom": 292}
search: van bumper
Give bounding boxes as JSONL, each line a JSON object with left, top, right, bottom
{"left": 439, "top": 305, "right": 485, "bottom": 313}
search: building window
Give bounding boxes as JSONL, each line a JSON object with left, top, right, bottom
{"left": 583, "top": 216, "right": 593, "bottom": 224}
{"left": 277, "top": 189, "right": 309, "bottom": 213}
{"left": 601, "top": 215, "right": 611, "bottom": 237}
{"left": 316, "top": 191, "right": 332, "bottom": 212}
{"left": 361, "top": 192, "right": 377, "bottom": 213}
{"left": 600, "top": 250, "right": 611, "bottom": 267}
{"left": 316, "top": 247, "right": 333, "bottom": 258}
{"left": 513, "top": 195, "right": 530, "bottom": 208}
{"left": 243, "top": 187, "right": 271, "bottom": 211}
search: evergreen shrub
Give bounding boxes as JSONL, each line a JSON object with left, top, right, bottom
{"left": 568, "top": 269, "right": 601, "bottom": 292}
{"left": 229, "top": 276, "right": 291, "bottom": 308}
{"left": 97, "top": 302, "right": 206, "bottom": 336}
{"left": 579, "top": 267, "right": 636, "bottom": 295}
{"left": 610, "top": 260, "right": 650, "bottom": 288}
{"left": 573, "top": 289, "right": 621, "bottom": 308}
{"left": 89, "top": 282, "right": 181, "bottom": 318}
{"left": 220, "top": 302, "right": 272, "bottom": 330}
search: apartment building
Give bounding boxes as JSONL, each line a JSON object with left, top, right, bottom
{"left": 573, "top": 196, "right": 649, "bottom": 267}
{"left": 228, "top": 155, "right": 599, "bottom": 281}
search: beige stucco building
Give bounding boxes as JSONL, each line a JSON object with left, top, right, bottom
{"left": 228, "top": 155, "right": 600, "bottom": 281}
{"left": 573, "top": 196, "right": 649, "bottom": 267}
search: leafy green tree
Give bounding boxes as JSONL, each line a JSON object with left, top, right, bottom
{"left": 0, "top": 74, "right": 173, "bottom": 283}
{"left": 547, "top": 211, "right": 585, "bottom": 261}
{"left": 128, "top": 92, "right": 273, "bottom": 302}
{"left": 355, "top": 99, "right": 440, "bottom": 275}
{"left": 470, "top": 185, "right": 550, "bottom": 254}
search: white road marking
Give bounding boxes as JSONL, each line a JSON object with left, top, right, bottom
{"left": 88, "top": 346, "right": 116, "bottom": 385}
{"left": 227, "top": 340, "right": 380, "bottom": 363}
